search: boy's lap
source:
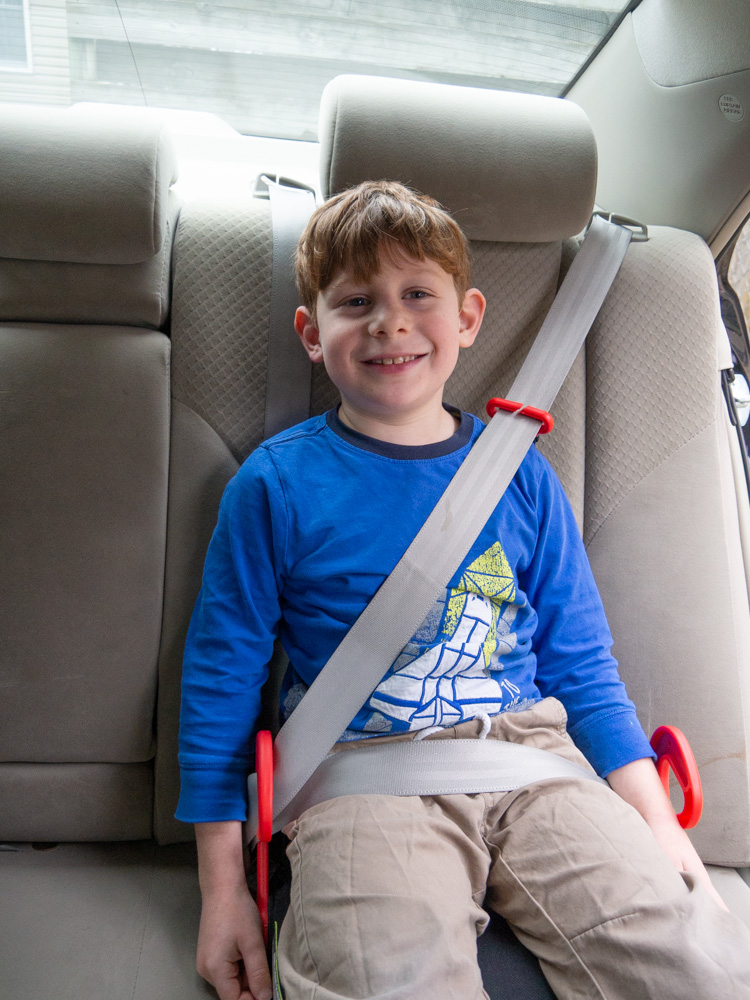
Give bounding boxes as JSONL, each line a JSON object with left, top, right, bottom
{"left": 283, "top": 766, "right": 673, "bottom": 939}
{"left": 284, "top": 697, "right": 612, "bottom": 920}
{"left": 280, "top": 700, "right": 677, "bottom": 986}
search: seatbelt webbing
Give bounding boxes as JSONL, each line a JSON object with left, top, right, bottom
{"left": 263, "top": 180, "right": 316, "bottom": 440}
{"left": 252, "top": 216, "right": 631, "bottom": 833}
{"left": 269, "top": 739, "right": 605, "bottom": 833}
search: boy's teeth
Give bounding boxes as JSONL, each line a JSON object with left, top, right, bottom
{"left": 370, "top": 355, "right": 417, "bottom": 365}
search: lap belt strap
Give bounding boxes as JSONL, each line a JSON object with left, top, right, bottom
{"left": 247, "top": 215, "right": 632, "bottom": 840}
{"left": 263, "top": 178, "right": 316, "bottom": 439}
{"left": 269, "top": 739, "right": 606, "bottom": 833}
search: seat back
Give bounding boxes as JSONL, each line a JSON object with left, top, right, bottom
{"left": 0, "top": 106, "right": 178, "bottom": 841}
{"left": 316, "top": 74, "right": 750, "bottom": 865}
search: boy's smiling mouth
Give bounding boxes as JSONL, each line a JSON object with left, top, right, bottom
{"left": 363, "top": 354, "right": 423, "bottom": 366}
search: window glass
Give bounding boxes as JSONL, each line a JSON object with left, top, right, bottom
{"left": 0, "top": 0, "right": 30, "bottom": 71}
{"left": 2, "top": 0, "right": 629, "bottom": 139}
{"left": 721, "top": 218, "right": 750, "bottom": 437}
{"left": 729, "top": 220, "right": 750, "bottom": 335}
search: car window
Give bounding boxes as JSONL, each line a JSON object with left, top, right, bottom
{"left": 2, "top": 0, "right": 632, "bottom": 140}
{"left": 725, "top": 219, "right": 750, "bottom": 432}
{"left": 729, "top": 221, "right": 750, "bottom": 336}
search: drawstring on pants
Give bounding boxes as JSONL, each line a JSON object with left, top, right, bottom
{"left": 414, "top": 712, "right": 492, "bottom": 741}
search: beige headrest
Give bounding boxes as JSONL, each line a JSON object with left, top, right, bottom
{"left": 0, "top": 105, "right": 177, "bottom": 265}
{"left": 319, "top": 76, "right": 597, "bottom": 243}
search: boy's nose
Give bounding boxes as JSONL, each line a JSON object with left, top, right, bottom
{"left": 368, "top": 302, "right": 409, "bottom": 336}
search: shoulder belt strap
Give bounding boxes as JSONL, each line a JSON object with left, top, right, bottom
{"left": 263, "top": 179, "right": 316, "bottom": 440}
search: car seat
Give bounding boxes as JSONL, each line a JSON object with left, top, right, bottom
{"left": 2, "top": 71, "right": 750, "bottom": 1000}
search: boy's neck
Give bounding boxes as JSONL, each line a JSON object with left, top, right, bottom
{"left": 337, "top": 401, "right": 459, "bottom": 446}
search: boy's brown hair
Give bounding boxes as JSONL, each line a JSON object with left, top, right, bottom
{"left": 296, "top": 180, "right": 472, "bottom": 314}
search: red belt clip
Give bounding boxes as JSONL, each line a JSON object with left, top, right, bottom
{"left": 650, "top": 725, "right": 703, "bottom": 830}
{"left": 486, "top": 397, "right": 554, "bottom": 436}
{"left": 255, "top": 729, "right": 274, "bottom": 945}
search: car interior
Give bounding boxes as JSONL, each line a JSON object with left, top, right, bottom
{"left": 2, "top": 1, "right": 750, "bottom": 998}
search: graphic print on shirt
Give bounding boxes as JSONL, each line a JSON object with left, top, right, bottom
{"left": 364, "top": 542, "right": 523, "bottom": 732}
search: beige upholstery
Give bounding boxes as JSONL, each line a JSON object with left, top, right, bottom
{"left": 0, "top": 764, "right": 153, "bottom": 843}
{"left": 0, "top": 105, "right": 177, "bottom": 265}
{"left": 0, "top": 109, "right": 177, "bottom": 841}
{"left": 170, "top": 198, "right": 273, "bottom": 462}
{"left": 0, "top": 106, "right": 178, "bottom": 330}
{"left": 0, "top": 235, "right": 176, "bottom": 329}
{"left": 586, "top": 231, "right": 750, "bottom": 862}
{"left": 1, "top": 842, "right": 211, "bottom": 1000}
{"left": 0, "top": 106, "right": 239, "bottom": 1000}
{"left": 320, "top": 75, "right": 597, "bottom": 243}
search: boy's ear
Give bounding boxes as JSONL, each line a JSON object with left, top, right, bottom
{"left": 458, "top": 288, "right": 486, "bottom": 349}
{"left": 295, "top": 306, "right": 324, "bottom": 363}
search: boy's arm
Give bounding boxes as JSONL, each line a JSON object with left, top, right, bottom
{"left": 195, "top": 821, "right": 273, "bottom": 1000}
{"left": 180, "top": 458, "right": 285, "bottom": 999}
{"left": 606, "top": 758, "right": 727, "bottom": 911}
{"left": 178, "top": 456, "right": 284, "bottom": 824}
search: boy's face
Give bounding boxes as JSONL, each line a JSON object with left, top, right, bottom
{"left": 294, "top": 249, "right": 485, "bottom": 442}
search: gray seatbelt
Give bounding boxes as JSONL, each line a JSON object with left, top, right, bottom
{"left": 263, "top": 178, "right": 316, "bottom": 440}
{"left": 271, "top": 739, "right": 605, "bottom": 833}
{"left": 248, "top": 215, "right": 632, "bottom": 838}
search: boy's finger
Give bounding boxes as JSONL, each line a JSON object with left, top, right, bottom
{"left": 248, "top": 975, "right": 273, "bottom": 1000}
{"left": 243, "top": 953, "right": 273, "bottom": 1000}
{"left": 237, "top": 962, "right": 261, "bottom": 1000}
{"left": 210, "top": 965, "right": 242, "bottom": 1000}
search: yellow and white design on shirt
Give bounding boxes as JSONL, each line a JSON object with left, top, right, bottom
{"left": 365, "top": 542, "right": 523, "bottom": 731}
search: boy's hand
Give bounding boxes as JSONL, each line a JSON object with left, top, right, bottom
{"left": 195, "top": 820, "right": 273, "bottom": 1000}
{"left": 197, "top": 882, "right": 272, "bottom": 1000}
{"left": 606, "top": 757, "right": 728, "bottom": 912}
{"left": 649, "top": 818, "right": 729, "bottom": 912}
{"left": 643, "top": 812, "right": 728, "bottom": 911}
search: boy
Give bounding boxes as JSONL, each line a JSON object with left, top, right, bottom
{"left": 177, "top": 181, "right": 750, "bottom": 1000}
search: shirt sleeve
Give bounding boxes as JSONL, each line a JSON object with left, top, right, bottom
{"left": 521, "top": 450, "right": 655, "bottom": 777}
{"left": 176, "top": 448, "right": 286, "bottom": 822}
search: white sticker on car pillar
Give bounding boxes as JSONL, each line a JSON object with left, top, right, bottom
{"left": 719, "top": 95, "right": 744, "bottom": 121}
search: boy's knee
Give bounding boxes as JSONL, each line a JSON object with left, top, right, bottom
{"left": 488, "top": 779, "right": 688, "bottom": 922}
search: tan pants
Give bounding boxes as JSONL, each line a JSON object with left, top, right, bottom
{"left": 278, "top": 699, "right": 750, "bottom": 999}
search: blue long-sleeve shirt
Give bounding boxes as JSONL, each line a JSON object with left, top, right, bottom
{"left": 177, "top": 408, "right": 654, "bottom": 822}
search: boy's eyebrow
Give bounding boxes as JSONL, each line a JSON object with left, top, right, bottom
{"left": 325, "top": 272, "right": 364, "bottom": 290}
{"left": 326, "top": 259, "right": 447, "bottom": 290}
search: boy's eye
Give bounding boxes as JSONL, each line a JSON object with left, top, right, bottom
{"left": 406, "top": 290, "right": 428, "bottom": 299}
{"left": 343, "top": 296, "right": 369, "bottom": 307}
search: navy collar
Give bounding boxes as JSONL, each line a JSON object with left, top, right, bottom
{"left": 326, "top": 405, "right": 473, "bottom": 459}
